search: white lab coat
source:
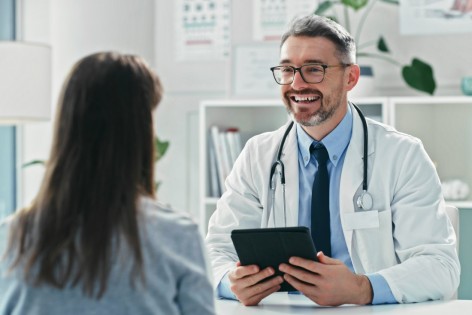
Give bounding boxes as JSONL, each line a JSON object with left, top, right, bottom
{"left": 206, "top": 106, "right": 460, "bottom": 303}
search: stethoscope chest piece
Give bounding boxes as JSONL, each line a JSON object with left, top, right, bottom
{"left": 357, "top": 191, "right": 373, "bottom": 211}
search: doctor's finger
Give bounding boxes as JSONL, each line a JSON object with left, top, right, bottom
{"left": 316, "top": 252, "right": 342, "bottom": 265}
{"left": 229, "top": 264, "right": 260, "bottom": 280}
{"left": 238, "top": 267, "right": 277, "bottom": 288}
{"left": 284, "top": 274, "right": 318, "bottom": 295}
{"left": 238, "top": 280, "right": 282, "bottom": 306}
{"left": 279, "top": 263, "right": 321, "bottom": 285}
{"left": 286, "top": 257, "right": 320, "bottom": 273}
{"left": 284, "top": 274, "right": 339, "bottom": 306}
{"left": 288, "top": 256, "right": 342, "bottom": 273}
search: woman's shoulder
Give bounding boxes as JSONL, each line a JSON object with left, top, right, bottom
{"left": 138, "top": 197, "right": 199, "bottom": 235}
{"left": 137, "top": 197, "right": 205, "bottom": 263}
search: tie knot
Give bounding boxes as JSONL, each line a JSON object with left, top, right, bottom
{"left": 311, "top": 143, "right": 329, "bottom": 165}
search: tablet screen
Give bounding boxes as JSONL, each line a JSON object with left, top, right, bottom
{"left": 231, "top": 226, "right": 317, "bottom": 291}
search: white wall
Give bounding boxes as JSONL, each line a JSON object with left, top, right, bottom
{"left": 18, "top": 0, "right": 472, "bottom": 222}
{"left": 19, "top": 0, "right": 52, "bottom": 206}
{"left": 19, "top": 0, "right": 156, "bottom": 205}
{"left": 346, "top": 2, "right": 472, "bottom": 95}
{"left": 153, "top": 1, "right": 226, "bottom": 218}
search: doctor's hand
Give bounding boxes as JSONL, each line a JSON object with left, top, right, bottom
{"left": 279, "top": 252, "right": 373, "bottom": 306}
{"left": 228, "top": 261, "right": 284, "bottom": 306}
{"left": 451, "top": 0, "right": 472, "bottom": 12}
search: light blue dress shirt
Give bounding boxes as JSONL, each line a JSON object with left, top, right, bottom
{"left": 218, "top": 106, "right": 396, "bottom": 304}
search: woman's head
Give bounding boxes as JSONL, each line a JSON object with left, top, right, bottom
{"left": 51, "top": 52, "right": 163, "bottom": 198}
{"left": 10, "top": 52, "right": 163, "bottom": 298}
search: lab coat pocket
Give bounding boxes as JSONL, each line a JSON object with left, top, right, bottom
{"left": 343, "top": 210, "right": 379, "bottom": 231}
{"left": 348, "top": 210, "right": 396, "bottom": 273}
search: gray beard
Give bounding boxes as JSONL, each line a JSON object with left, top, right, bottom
{"left": 287, "top": 102, "right": 337, "bottom": 127}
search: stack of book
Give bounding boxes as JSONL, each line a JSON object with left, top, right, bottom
{"left": 209, "top": 125, "right": 243, "bottom": 197}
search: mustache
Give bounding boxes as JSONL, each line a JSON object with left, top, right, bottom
{"left": 284, "top": 88, "right": 322, "bottom": 97}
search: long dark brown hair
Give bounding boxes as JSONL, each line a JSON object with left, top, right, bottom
{"left": 7, "top": 52, "right": 163, "bottom": 298}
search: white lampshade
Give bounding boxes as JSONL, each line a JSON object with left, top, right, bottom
{"left": 0, "top": 41, "right": 51, "bottom": 123}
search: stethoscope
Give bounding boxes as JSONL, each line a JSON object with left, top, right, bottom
{"left": 269, "top": 103, "right": 373, "bottom": 225}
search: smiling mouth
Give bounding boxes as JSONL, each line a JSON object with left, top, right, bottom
{"left": 290, "top": 95, "right": 321, "bottom": 103}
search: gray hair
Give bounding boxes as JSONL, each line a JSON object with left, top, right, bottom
{"left": 280, "top": 15, "right": 356, "bottom": 64}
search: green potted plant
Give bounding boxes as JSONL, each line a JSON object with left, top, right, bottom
{"left": 315, "top": 0, "right": 436, "bottom": 95}
{"left": 154, "top": 136, "right": 170, "bottom": 190}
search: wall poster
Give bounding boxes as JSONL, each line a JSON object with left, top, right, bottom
{"left": 400, "top": 0, "right": 472, "bottom": 35}
{"left": 253, "top": 0, "right": 317, "bottom": 41}
{"left": 231, "top": 43, "right": 280, "bottom": 97}
{"left": 176, "top": 0, "right": 231, "bottom": 61}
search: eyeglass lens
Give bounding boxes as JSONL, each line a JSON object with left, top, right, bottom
{"left": 273, "top": 64, "right": 325, "bottom": 84}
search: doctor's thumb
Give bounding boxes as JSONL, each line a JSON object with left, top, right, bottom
{"left": 316, "top": 251, "right": 339, "bottom": 265}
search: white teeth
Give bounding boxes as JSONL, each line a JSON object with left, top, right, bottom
{"left": 293, "top": 96, "right": 319, "bottom": 102}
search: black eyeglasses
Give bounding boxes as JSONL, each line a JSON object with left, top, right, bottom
{"left": 270, "top": 63, "right": 351, "bottom": 85}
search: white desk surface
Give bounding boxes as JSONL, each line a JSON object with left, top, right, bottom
{"left": 215, "top": 293, "right": 472, "bottom": 315}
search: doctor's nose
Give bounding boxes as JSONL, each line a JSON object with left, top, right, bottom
{"left": 291, "top": 71, "right": 310, "bottom": 90}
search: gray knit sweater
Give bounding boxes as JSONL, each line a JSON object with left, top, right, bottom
{"left": 0, "top": 198, "right": 215, "bottom": 315}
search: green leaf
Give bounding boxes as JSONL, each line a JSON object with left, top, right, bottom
{"left": 315, "top": 1, "right": 334, "bottom": 15}
{"left": 402, "top": 58, "right": 436, "bottom": 95}
{"left": 377, "top": 36, "right": 389, "bottom": 53}
{"left": 22, "top": 160, "right": 46, "bottom": 168}
{"left": 380, "top": 0, "right": 399, "bottom": 5}
{"left": 155, "top": 137, "right": 169, "bottom": 162}
{"left": 341, "top": 0, "right": 369, "bottom": 10}
{"left": 325, "top": 15, "right": 339, "bottom": 23}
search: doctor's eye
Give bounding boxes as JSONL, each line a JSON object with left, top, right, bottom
{"left": 280, "top": 66, "right": 295, "bottom": 73}
{"left": 303, "top": 65, "right": 324, "bottom": 73}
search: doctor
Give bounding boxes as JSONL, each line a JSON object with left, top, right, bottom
{"left": 206, "top": 15, "right": 460, "bottom": 306}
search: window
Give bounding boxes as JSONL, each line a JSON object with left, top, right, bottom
{"left": 0, "top": 127, "right": 16, "bottom": 218}
{"left": 0, "top": 0, "right": 17, "bottom": 218}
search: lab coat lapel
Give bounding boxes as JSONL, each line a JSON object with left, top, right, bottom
{"left": 269, "top": 121, "right": 299, "bottom": 228}
{"left": 339, "top": 105, "right": 374, "bottom": 257}
{"left": 281, "top": 121, "right": 299, "bottom": 227}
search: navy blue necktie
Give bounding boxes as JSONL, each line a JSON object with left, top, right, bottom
{"left": 310, "top": 143, "right": 331, "bottom": 256}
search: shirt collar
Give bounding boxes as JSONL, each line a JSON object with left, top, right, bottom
{"left": 296, "top": 105, "right": 353, "bottom": 167}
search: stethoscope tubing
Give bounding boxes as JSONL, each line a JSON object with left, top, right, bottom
{"left": 268, "top": 103, "right": 372, "bottom": 224}
{"left": 269, "top": 121, "right": 294, "bottom": 189}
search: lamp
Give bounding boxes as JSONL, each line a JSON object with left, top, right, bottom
{"left": 0, "top": 41, "right": 51, "bottom": 123}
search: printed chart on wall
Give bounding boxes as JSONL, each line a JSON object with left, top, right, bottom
{"left": 400, "top": 0, "right": 472, "bottom": 35}
{"left": 176, "top": 0, "right": 231, "bottom": 61}
{"left": 232, "top": 43, "right": 280, "bottom": 97}
{"left": 253, "top": 0, "right": 318, "bottom": 41}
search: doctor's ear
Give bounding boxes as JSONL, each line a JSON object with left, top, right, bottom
{"left": 345, "top": 64, "right": 360, "bottom": 91}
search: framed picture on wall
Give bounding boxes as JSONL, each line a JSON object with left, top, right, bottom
{"left": 230, "top": 43, "right": 280, "bottom": 98}
{"left": 400, "top": 0, "right": 472, "bottom": 35}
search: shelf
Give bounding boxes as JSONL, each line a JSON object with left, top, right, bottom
{"left": 448, "top": 201, "right": 472, "bottom": 209}
{"left": 199, "top": 100, "right": 290, "bottom": 234}
{"left": 390, "top": 95, "right": 472, "bottom": 105}
{"left": 390, "top": 98, "right": 472, "bottom": 202}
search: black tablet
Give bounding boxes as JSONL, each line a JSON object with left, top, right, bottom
{"left": 231, "top": 226, "right": 318, "bottom": 292}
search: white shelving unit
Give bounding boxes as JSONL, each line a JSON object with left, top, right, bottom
{"left": 199, "top": 100, "right": 288, "bottom": 235}
{"left": 350, "top": 97, "right": 389, "bottom": 124}
{"left": 388, "top": 96, "right": 472, "bottom": 209}
{"left": 199, "top": 98, "right": 389, "bottom": 235}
